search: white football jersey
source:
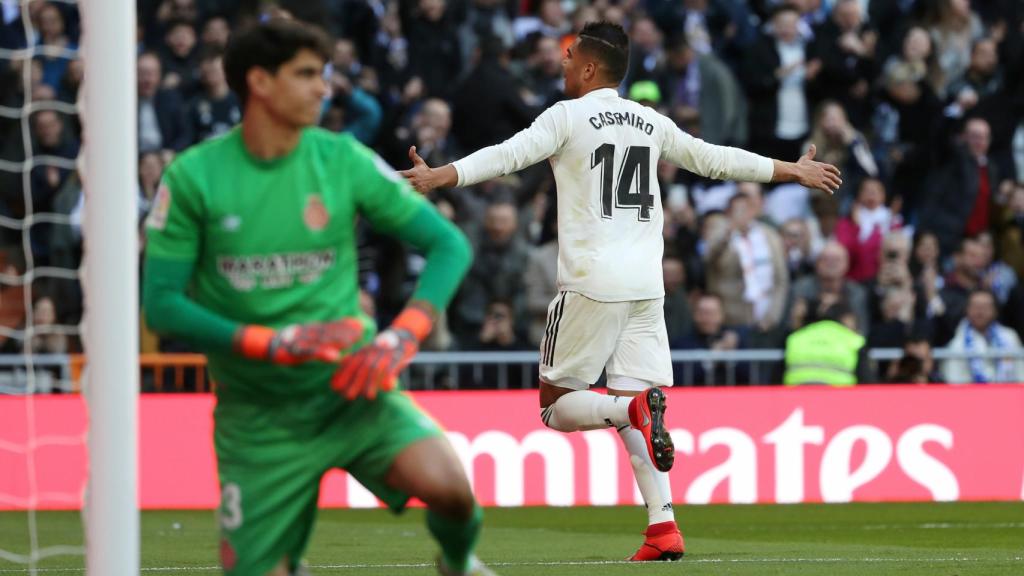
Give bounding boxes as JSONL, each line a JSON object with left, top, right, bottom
{"left": 453, "top": 88, "right": 774, "bottom": 302}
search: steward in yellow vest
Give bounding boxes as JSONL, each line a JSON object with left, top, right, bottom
{"left": 784, "top": 303, "right": 872, "bottom": 385}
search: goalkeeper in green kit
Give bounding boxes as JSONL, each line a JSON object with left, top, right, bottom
{"left": 142, "top": 19, "right": 495, "bottom": 576}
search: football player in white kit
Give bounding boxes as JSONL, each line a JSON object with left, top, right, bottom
{"left": 400, "top": 22, "right": 841, "bottom": 561}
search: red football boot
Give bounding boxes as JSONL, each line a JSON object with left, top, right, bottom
{"left": 628, "top": 387, "right": 674, "bottom": 472}
{"left": 629, "top": 521, "right": 685, "bottom": 561}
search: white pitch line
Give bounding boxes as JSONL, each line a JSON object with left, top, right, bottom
{"left": 1, "top": 557, "right": 1022, "bottom": 573}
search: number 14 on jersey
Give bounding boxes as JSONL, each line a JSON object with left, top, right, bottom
{"left": 591, "top": 144, "right": 654, "bottom": 222}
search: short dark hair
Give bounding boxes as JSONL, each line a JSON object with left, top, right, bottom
{"left": 577, "top": 21, "right": 629, "bottom": 84}
{"left": 223, "top": 18, "right": 331, "bottom": 107}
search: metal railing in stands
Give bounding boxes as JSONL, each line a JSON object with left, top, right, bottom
{"left": 0, "top": 349, "right": 1022, "bottom": 393}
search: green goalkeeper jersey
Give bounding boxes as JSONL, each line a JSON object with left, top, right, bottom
{"left": 144, "top": 127, "right": 446, "bottom": 401}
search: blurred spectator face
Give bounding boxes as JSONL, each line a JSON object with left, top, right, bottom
{"left": 138, "top": 53, "right": 162, "bottom": 99}
{"left": 881, "top": 289, "right": 914, "bottom": 322}
{"left": 832, "top": 0, "right": 861, "bottom": 32}
{"left": 199, "top": 55, "right": 227, "bottom": 91}
{"left": 166, "top": 22, "right": 197, "bottom": 58}
{"left": 736, "top": 183, "right": 763, "bottom": 217}
{"left": 771, "top": 10, "right": 800, "bottom": 44}
{"left": 947, "top": 0, "right": 971, "bottom": 20}
{"left": 333, "top": 39, "right": 357, "bottom": 72}
{"left": 602, "top": 6, "right": 625, "bottom": 26}
{"left": 964, "top": 118, "right": 990, "bottom": 159}
{"left": 536, "top": 37, "right": 562, "bottom": 76}
{"left": 202, "top": 17, "right": 230, "bottom": 49}
{"left": 418, "top": 0, "right": 446, "bottom": 22}
{"left": 419, "top": 98, "right": 451, "bottom": 136}
{"left": 969, "top": 40, "right": 998, "bottom": 76}
{"left": 572, "top": 6, "right": 599, "bottom": 32}
{"left": 631, "top": 18, "right": 661, "bottom": 52}
{"left": 1010, "top": 187, "right": 1024, "bottom": 216}
{"left": 33, "top": 110, "right": 63, "bottom": 148}
{"left": 914, "top": 232, "right": 939, "bottom": 266}
{"left": 816, "top": 242, "right": 849, "bottom": 280}
{"left": 819, "top": 102, "right": 849, "bottom": 140}
{"left": 663, "top": 257, "right": 685, "bottom": 293}
{"left": 960, "top": 239, "right": 986, "bottom": 279}
{"left": 694, "top": 295, "right": 724, "bottom": 336}
{"left": 484, "top": 203, "right": 518, "bottom": 246}
{"left": 33, "top": 297, "right": 56, "bottom": 326}
{"left": 904, "top": 339, "right": 934, "bottom": 374}
{"left": 881, "top": 233, "right": 910, "bottom": 263}
{"left": 539, "top": 0, "right": 565, "bottom": 27}
{"left": 666, "top": 40, "right": 693, "bottom": 72}
{"left": 975, "top": 232, "right": 995, "bottom": 268}
{"left": 782, "top": 219, "right": 809, "bottom": 252}
{"left": 484, "top": 301, "right": 515, "bottom": 337}
{"left": 39, "top": 4, "right": 65, "bottom": 43}
{"left": 701, "top": 212, "right": 727, "bottom": 240}
{"left": 966, "top": 291, "right": 997, "bottom": 332}
{"left": 903, "top": 27, "right": 931, "bottom": 62}
{"left": 727, "top": 194, "right": 754, "bottom": 232}
{"left": 139, "top": 152, "right": 164, "bottom": 194}
{"left": 856, "top": 179, "right": 885, "bottom": 210}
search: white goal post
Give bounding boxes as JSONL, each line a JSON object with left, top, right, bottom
{"left": 82, "top": 1, "right": 139, "bottom": 575}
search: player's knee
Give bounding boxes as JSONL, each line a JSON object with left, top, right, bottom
{"left": 423, "top": 481, "right": 476, "bottom": 520}
{"left": 540, "top": 404, "right": 576, "bottom": 432}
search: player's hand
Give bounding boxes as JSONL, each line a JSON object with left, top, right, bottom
{"left": 331, "top": 305, "right": 433, "bottom": 400}
{"left": 235, "top": 319, "right": 365, "bottom": 365}
{"left": 331, "top": 328, "right": 419, "bottom": 400}
{"left": 796, "top": 144, "right": 842, "bottom": 195}
{"left": 398, "top": 146, "right": 435, "bottom": 193}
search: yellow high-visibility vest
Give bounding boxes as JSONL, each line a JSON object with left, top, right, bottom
{"left": 783, "top": 320, "right": 865, "bottom": 386}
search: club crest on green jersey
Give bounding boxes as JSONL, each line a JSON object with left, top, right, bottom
{"left": 304, "top": 194, "right": 329, "bottom": 231}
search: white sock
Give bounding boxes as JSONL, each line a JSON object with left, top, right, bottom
{"left": 618, "top": 426, "right": 675, "bottom": 525}
{"left": 540, "top": 390, "right": 631, "bottom": 432}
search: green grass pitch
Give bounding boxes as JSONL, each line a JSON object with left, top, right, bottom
{"left": 1, "top": 502, "right": 1022, "bottom": 574}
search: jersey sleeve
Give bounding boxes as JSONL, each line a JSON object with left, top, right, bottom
{"left": 350, "top": 141, "right": 428, "bottom": 233}
{"left": 452, "top": 102, "right": 571, "bottom": 187}
{"left": 657, "top": 113, "right": 775, "bottom": 183}
{"left": 144, "top": 160, "right": 204, "bottom": 262}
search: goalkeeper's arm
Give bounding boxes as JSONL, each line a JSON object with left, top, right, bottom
{"left": 142, "top": 257, "right": 363, "bottom": 363}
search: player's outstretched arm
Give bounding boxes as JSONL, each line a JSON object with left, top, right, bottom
{"left": 770, "top": 144, "right": 842, "bottom": 195}
{"left": 143, "top": 257, "right": 365, "bottom": 364}
{"left": 399, "top": 104, "right": 569, "bottom": 194}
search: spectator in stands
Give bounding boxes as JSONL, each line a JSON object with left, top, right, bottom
{"left": 946, "top": 38, "right": 1003, "bottom": 114}
{"left": 451, "top": 199, "right": 529, "bottom": 345}
{"left": 322, "top": 68, "right": 383, "bottom": 145}
{"left": 200, "top": 15, "right": 231, "bottom": 51}
{"left": 911, "top": 230, "right": 944, "bottom": 295}
{"left": 138, "top": 151, "right": 165, "bottom": 217}
{"left": 512, "top": 0, "right": 570, "bottom": 41}
{"left": 457, "top": 0, "right": 515, "bottom": 71}
{"left": 790, "top": 241, "right": 870, "bottom": 336}
{"left": 868, "top": 287, "right": 916, "bottom": 350}
{"left": 0, "top": 253, "right": 26, "bottom": 353}
{"left": 784, "top": 301, "right": 873, "bottom": 385}
{"left": 926, "top": 0, "right": 984, "bottom": 98}
{"left": 922, "top": 117, "right": 1004, "bottom": 256}
{"left": 27, "top": 295, "right": 66, "bottom": 354}
{"left": 931, "top": 236, "right": 987, "bottom": 345}
{"left": 622, "top": 16, "right": 663, "bottom": 88}
{"left": 780, "top": 218, "right": 817, "bottom": 279}
{"left": 185, "top": 48, "right": 240, "bottom": 144}
{"left": 56, "top": 57, "right": 82, "bottom": 104}
{"left": 29, "top": 109, "right": 78, "bottom": 263}
{"left": 654, "top": 34, "right": 747, "bottom": 146}
{"left": 888, "top": 333, "right": 943, "bottom": 384}
{"left": 137, "top": 51, "right": 190, "bottom": 157}
{"left": 835, "top": 178, "right": 902, "bottom": 282}
{"left": 742, "top": 4, "right": 820, "bottom": 161}
{"left": 474, "top": 299, "right": 530, "bottom": 352}
{"left": 159, "top": 18, "right": 199, "bottom": 97}
{"left": 675, "top": 293, "right": 749, "bottom": 385}
{"left": 404, "top": 0, "right": 461, "bottom": 99}
{"left": 35, "top": 2, "right": 77, "bottom": 91}
{"left": 813, "top": 0, "right": 877, "bottom": 128}
{"left": 996, "top": 184, "right": 1024, "bottom": 279}
{"left": 452, "top": 35, "right": 537, "bottom": 152}
{"left": 804, "top": 100, "right": 879, "bottom": 209}
{"left": 662, "top": 254, "right": 693, "bottom": 344}
{"left": 975, "top": 231, "right": 1017, "bottom": 307}
{"left": 519, "top": 35, "right": 565, "bottom": 108}
{"left": 705, "top": 192, "right": 788, "bottom": 345}
{"left": 942, "top": 289, "right": 1024, "bottom": 383}
{"left": 524, "top": 220, "right": 557, "bottom": 347}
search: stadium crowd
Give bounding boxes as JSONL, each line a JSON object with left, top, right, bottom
{"left": 1, "top": 0, "right": 1023, "bottom": 386}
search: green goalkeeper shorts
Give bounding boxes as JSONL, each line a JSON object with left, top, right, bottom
{"left": 212, "top": 389, "right": 442, "bottom": 576}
